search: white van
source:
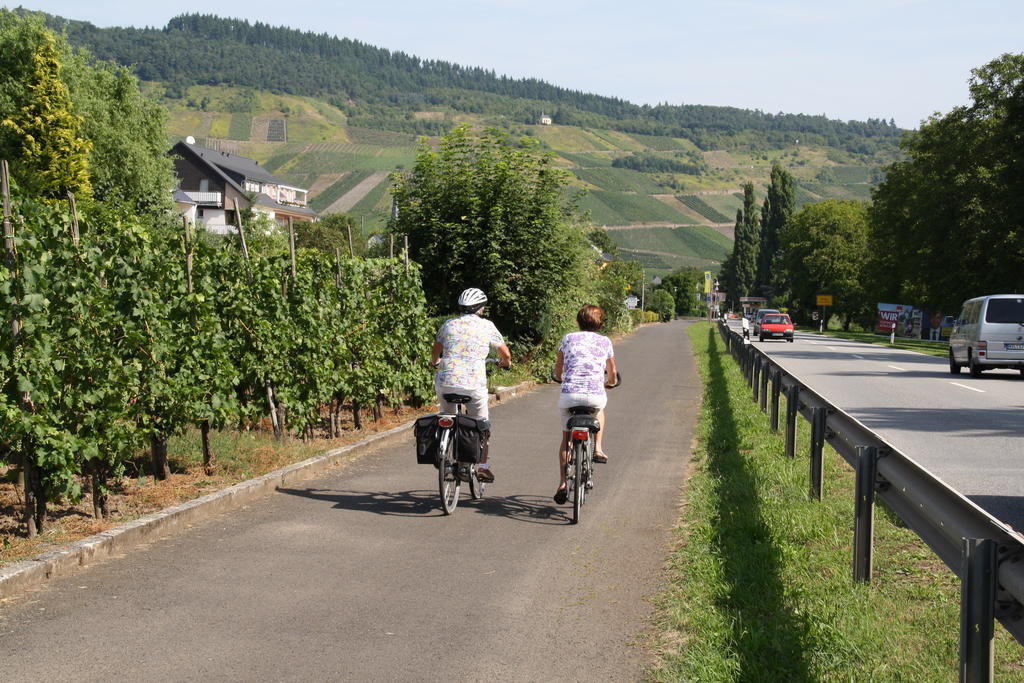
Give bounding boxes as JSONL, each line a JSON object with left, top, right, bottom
{"left": 948, "top": 294, "right": 1024, "bottom": 377}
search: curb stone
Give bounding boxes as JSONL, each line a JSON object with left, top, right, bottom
{"left": 0, "top": 379, "right": 538, "bottom": 601}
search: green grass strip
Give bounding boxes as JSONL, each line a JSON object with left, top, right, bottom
{"left": 799, "top": 328, "right": 950, "bottom": 359}
{"left": 648, "top": 323, "right": 1024, "bottom": 681}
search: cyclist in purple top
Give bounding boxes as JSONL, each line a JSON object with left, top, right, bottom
{"left": 552, "top": 305, "right": 617, "bottom": 504}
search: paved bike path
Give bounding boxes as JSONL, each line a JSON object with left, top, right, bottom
{"left": 0, "top": 320, "right": 700, "bottom": 681}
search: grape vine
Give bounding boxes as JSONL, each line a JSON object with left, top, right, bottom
{"left": 1, "top": 188, "right": 433, "bottom": 534}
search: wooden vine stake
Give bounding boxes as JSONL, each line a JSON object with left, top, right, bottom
{"left": 347, "top": 221, "right": 354, "bottom": 258}
{"left": 232, "top": 198, "right": 252, "bottom": 282}
{"left": 404, "top": 235, "right": 410, "bottom": 274}
{"left": 2, "top": 160, "right": 41, "bottom": 537}
{"left": 67, "top": 191, "right": 80, "bottom": 245}
{"left": 288, "top": 216, "right": 297, "bottom": 281}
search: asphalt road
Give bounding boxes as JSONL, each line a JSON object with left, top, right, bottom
{"left": 740, "top": 324, "right": 1024, "bottom": 529}
{"left": 0, "top": 320, "right": 700, "bottom": 681}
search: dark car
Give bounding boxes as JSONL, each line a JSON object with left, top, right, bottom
{"left": 758, "top": 313, "right": 795, "bottom": 342}
{"left": 752, "top": 308, "right": 781, "bottom": 336}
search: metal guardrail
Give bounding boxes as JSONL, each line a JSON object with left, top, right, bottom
{"left": 716, "top": 320, "right": 1024, "bottom": 682}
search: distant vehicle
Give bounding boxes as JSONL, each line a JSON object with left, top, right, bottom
{"left": 939, "top": 316, "right": 956, "bottom": 340}
{"left": 758, "top": 313, "right": 794, "bottom": 342}
{"left": 752, "top": 308, "right": 781, "bottom": 336}
{"left": 948, "top": 295, "right": 1024, "bottom": 377}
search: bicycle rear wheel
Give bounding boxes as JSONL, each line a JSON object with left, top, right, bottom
{"left": 469, "top": 465, "right": 485, "bottom": 499}
{"left": 572, "top": 440, "right": 585, "bottom": 524}
{"left": 438, "top": 430, "right": 459, "bottom": 515}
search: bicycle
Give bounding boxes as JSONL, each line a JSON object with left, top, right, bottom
{"left": 556, "top": 371, "right": 621, "bottom": 524}
{"left": 435, "top": 393, "right": 487, "bottom": 515}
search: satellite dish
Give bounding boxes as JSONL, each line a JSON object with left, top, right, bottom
{"left": 185, "top": 136, "right": 196, "bottom": 144}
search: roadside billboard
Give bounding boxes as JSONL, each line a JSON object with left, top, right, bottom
{"left": 876, "top": 303, "right": 914, "bottom": 335}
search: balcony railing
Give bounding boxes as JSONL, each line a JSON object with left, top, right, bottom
{"left": 182, "top": 191, "right": 223, "bottom": 206}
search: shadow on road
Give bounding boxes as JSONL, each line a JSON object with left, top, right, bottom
{"left": 276, "top": 486, "right": 568, "bottom": 525}
{"left": 702, "top": 327, "right": 814, "bottom": 678}
{"left": 968, "top": 495, "right": 1024, "bottom": 534}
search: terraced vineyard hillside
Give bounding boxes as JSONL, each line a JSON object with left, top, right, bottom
{"left": 163, "top": 85, "right": 893, "bottom": 277}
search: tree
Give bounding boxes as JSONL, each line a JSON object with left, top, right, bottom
{"left": 647, "top": 289, "right": 675, "bottom": 322}
{"left": 658, "top": 266, "right": 702, "bottom": 316}
{"left": 756, "top": 164, "right": 795, "bottom": 300}
{"left": 62, "top": 54, "right": 176, "bottom": 214}
{"left": 587, "top": 228, "right": 619, "bottom": 257}
{"left": 296, "top": 213, "right": 365, "bottom": 256}
{"left": 726, "top": 183, "right": 759, "bottom": 304}
{"left": 779, "top": 200, "right": 871, "bottom": 327}
{"left": 591, "top": 259, "right": 642, "bottom": 333}
{"left": 870, "top": 53, "right": 1024, "bottom": 311}
{"left": 1, "top": 10, "right": 175, "bottom": 214}
{"left": 391, "top": 124, "right": 589, "bottom": 347}
{"left": 0, "top": 13, "right": 91, "bottom": 199}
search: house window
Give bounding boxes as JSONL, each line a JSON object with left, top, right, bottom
{"left": 199, "top": 179, "right": 209, "bottom": 192}
{"left": 198, "top": 208, "right": 205, "bottom": 217}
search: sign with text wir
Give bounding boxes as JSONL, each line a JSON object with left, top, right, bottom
{"left": 816, "top": 295, "right": 833, "bottom": 306}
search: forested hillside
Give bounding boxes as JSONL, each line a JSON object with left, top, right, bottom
{"left": 42, "top": 12, "right": 902, "bottom": 154}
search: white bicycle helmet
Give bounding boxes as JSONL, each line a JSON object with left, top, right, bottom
{"left": 457, "top": 287, "right": 488, "bottom": 312}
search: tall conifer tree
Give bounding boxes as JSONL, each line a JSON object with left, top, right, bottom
{"left": 756, "top": 164, "right": 795, "bottom": 299}
{"left": 727, "top": 182, "right": 759, "bottom": 302}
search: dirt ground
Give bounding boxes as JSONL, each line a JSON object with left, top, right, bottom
{"left": 0, "top": 404, "right": 429, "bottom": 569}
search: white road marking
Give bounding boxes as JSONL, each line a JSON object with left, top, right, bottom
{"left": 826, "top": 346, "right": 838, "bottom": 351}
{"left": 950, "top": 382, "right": 986, "bottom": 393}
{"left": 852, "top": 354, "right": 864, "bottom": 359}
{"left": 888, "top": 365, "right": 906, "bottom": 372}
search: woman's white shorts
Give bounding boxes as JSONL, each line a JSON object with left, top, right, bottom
{"left": 558, "top": 392, "right": 607, "bottom": 428}
{"left": 435, "top": 382, "right": 490, "bottom": 420}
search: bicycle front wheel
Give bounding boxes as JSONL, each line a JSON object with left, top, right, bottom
{"left": 438, "top": 430, "right": 460, "bottom": 515}
{"left": 572, "top": 440, "right": 585, "bottom": 524}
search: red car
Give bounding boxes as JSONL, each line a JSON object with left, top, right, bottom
{"left": 759, "top": 313, "right": 794, "bottom": 342}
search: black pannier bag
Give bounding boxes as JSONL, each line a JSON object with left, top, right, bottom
{"left": 414, "top": 415, "right": 441, "bottom": 465}
{"left": 456, "top": 415, "right": 490, "bottom": 463}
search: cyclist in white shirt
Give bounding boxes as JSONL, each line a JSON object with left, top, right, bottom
{"left": 430, "top": 288, "right": 512, "bottom": 482}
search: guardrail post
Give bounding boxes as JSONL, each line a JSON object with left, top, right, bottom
{"left": 770, "top": 370, "right": 781, "bottom": 432}
{"left": 853, "top": 446, "right": 878, "bottom": 582}
{"left": 960, "top": 538, "right": 997, "bottom": 682}
{"left": 759, "top": 362, "right": 769, "bottom": 413}
{"left": 785, "top": 384, "right": 799, "bottom": 458}
{"left": 746, "top": 347, "right": 755, "bottom": 386}
{"left": 752, "top": 355, "right": 761, "bottom": 401}
{"left": 809, "top": 406, "right": 825, "bottom": 500}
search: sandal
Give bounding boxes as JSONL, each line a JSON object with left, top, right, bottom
{"left": 593, "top": 452, "right": 608, "bottom": 463}
{"left": 553, "top": 486, "right": 568, "bottom": 504}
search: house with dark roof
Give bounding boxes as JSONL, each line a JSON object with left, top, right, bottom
{"left": 170, "top": 139, "right": 317, "bottom": 233}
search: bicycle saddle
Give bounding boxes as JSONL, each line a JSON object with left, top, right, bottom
{"left": 567, "top": 405, "right": 599, "bottom": 415}
{"left": 442, "top": 393, "right": 473, "bottom": 404}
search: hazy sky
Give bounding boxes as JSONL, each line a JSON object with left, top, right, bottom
{"left": 7, "top": 0, "right": 1024, "bottom": 129}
